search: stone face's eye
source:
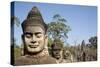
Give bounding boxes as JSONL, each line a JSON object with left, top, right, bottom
{"left": 65, "top": 53, "right": 69, "bottom": 57}
{"left": 35, "top": 32, "right": 43, "bottom": 38}
{"left": 25, "top": 33, "right": 32, "bottom": 38}
{"left": 36, "top": 34, "right": 42, "bottom": 38}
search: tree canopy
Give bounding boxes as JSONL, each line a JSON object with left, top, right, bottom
{"left": 47, "top": 14, "right": 71, "bottom": 42}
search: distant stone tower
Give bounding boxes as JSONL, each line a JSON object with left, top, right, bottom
{"left": 81, "top": 40, "right": 85, "bottom": 51}
{"left": 80, "top": 40, "right": 86, "bottom": 61}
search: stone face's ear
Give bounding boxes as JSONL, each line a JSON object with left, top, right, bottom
{"left": 21, "top": 34, "right": 27, "bottom": 55}
{"left": 44, "top": 35, "right": 48, "bottom": 49}
{"left": 44, "top": 35, "right": 49, "bottom": 55}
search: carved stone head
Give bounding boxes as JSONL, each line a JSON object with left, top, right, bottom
{"left": 51, "top": 40, "right": 63, "bottom": 59}
{"left": 21, "top": 6, "right": 48, "bottom": 55}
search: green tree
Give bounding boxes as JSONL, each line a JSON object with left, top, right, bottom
{"left": 11, "top": 16, "right": 20, "bottom": 64}
{"left": 47, "top": 14, "right": 71, "bottom": 41}
{"left": 88, "top": 36, "right": 97, "bottom": 48}
{"left": 48, "top": 37, "right": 53, "bottom": 48}
{"left": 11, "top": 16, "right": 20, "bottom": 27}
{"left": 81, "top": 40, "right": 85, "bottom": 51}
{"left": 11, "top": 16, "right": 20, "bottom": 46}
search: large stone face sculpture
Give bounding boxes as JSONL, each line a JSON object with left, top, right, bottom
{"left": 14, "top": 6, "right": 56, "bottom": 65}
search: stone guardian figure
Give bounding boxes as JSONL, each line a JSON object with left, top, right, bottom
{"left": 14, "top": 6, "right": 56, "bottom": 65}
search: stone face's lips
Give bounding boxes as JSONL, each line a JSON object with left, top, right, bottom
{"left": 29, "top": 45, "right": 39, "bottom": 48}
{"left": 55, "top": 54, "right": 60, "bottom": 56}
{"left": 54, "top": 55, "right": 61, "bottom": 59}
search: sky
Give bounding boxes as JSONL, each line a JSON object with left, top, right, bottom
{"left": 12, "top": 1, "right": 97, "bottom": 46}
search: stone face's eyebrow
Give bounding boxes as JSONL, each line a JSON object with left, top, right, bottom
{"left": 35, "top": 32, "right": 43, "bottom": 35}
{"left": 24, "top": 32, "right": 33, "bottom": 36}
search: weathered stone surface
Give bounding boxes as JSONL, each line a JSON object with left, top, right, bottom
{"left": 14, "top": 6, "right": 56, "bottom": 65}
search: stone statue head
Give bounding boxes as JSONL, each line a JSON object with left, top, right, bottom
{"left": 21, "top": 6, "right": 48, "bottom": 55}
{"left": 63, "top": 50, "right": 73, "bottom": 62}
{"left": 51, "top": 39, "right": 63, "bottom": 59}
{"left": 63, "top": 50, "right": 71, "bottom": 59}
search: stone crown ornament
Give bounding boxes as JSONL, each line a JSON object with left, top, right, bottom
{"left": 51, "top": 39, "right": 63, "bottom": 50}
{"left": 21, "top": 6, "right": 47, "bottom": 33}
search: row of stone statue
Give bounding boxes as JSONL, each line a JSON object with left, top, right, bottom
{"left": 13, "top": 6, "right": 73, "bottom": 65}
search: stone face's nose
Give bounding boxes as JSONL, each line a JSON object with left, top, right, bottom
{"left": 31, "top": 34, "right": 37, "bottom": 42}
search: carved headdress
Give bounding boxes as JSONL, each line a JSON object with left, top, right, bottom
{"left": 51, "top": 39, "right": 63, "bottom": 50}
{"left": 22, "top": 6, "right": 47, "bottom": 33}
